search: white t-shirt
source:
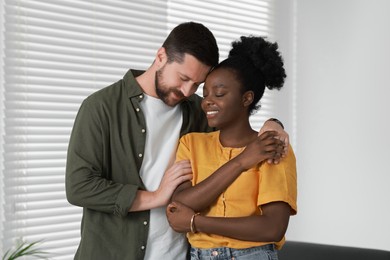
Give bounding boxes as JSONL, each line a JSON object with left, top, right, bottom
{"left": 139, "top": 94, "right": 187, "bottom": 260}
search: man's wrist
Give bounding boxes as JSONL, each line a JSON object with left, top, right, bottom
{"left": 267, "top": 118, "right": 284, "bottom": 129}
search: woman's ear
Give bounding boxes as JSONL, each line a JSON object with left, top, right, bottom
{"left": 242, "top": 91, "right": 254, "bottom": 107}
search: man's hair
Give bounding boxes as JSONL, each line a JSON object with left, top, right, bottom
{"left": 162, "top": 22, "right": 219, "bottom": 67}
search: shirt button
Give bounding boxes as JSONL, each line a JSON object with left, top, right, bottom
{"left": 136, "top": 108, "right": 140, "bottom": 112}
{"left": 143, "top": 221, "right": 148, "bottom": 225}
{"left": 141, "top": 129, "right": 146, "bottom": 133}
{"left": 139, "top": 95, "right": 143, "bottom": 99}
{"left": 138, "top": 153, "right": 143, "bottom": 158}
{"left": 141, "top": 245, "right": 145, "bottom": 250}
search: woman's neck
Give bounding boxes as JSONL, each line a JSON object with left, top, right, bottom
{"left": 219, "top": 121, "right": 257, "bottom": 148}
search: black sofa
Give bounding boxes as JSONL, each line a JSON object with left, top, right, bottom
{"left": 278, "top": 241, "right": 390, "bottom": 260}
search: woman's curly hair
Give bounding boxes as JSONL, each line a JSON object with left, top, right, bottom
{"left": 215, "top": 36, "right": 286, "bottom": 114}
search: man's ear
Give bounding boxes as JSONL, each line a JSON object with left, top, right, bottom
{"left": 155, "top": 47, "right": 168, "bottom": 68}
{"left": 242, "top": 91, "right": 254, "bottom": 107}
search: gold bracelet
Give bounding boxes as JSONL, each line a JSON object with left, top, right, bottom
{"left": 190, "top": 213, "right": 200, "bottom": 233}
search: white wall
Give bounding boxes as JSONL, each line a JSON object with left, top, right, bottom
{"left": 275, "top": 0, "right": 390, "bottom": 251}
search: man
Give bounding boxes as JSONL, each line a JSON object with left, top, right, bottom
{"left": 66, "top": 22, "right": 288, "bottom": 260}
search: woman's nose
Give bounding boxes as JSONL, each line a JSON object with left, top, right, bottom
{"left": 202, "top": 96, "right": 214, "bottom": 106}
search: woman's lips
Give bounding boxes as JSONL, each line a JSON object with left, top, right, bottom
{"left": 206, "top": 110, "right": 219, "bottom": 119}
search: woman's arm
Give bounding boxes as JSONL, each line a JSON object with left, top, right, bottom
{"left": 172, "top": 131, "right": 284, "bottom": 212}
{"left": 167, "top": 201, "right": 291, "bottom": 242}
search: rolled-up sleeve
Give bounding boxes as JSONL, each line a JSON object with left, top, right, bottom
{"left": 257, "top": 146, "right": 298, "bottom": 215}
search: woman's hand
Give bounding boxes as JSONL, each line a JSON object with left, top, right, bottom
{"left": 259, "top": 119, "right": 289, "bottom": 164}
{"left": 166, "top": 201, "right": 195, "bottom": 233}
{"left": 235, "top": 131, "right": 285, "bottom": 171}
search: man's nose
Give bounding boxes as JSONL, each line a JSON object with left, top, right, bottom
{"left": 181, "top": 82, "right": 197, "bottom": 97}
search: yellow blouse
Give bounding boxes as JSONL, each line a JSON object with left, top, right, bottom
{"left": 176, "top": 131, "right": 297, "bottom": 249}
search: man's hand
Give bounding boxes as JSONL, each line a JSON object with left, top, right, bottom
{"left": 129, "top": 160, "right": 192, "bottom": 212}
{"left": 154, "top": 160, "right": 193, "bottom": 206}
{"left": 259, "top": 119, "right": 289, "bottom": 164}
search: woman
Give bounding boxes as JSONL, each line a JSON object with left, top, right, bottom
{"left": 166, "top": 36, "right": 297, "bottom": 260}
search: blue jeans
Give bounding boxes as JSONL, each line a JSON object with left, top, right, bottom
{"left": 190, "top": 244, "right": 278, "bottom": 260}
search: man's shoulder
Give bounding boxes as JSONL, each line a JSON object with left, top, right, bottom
{"left": 83, "top": 79, "right": 124, "bottom": 107}
{"left": 84, "top": 69, "right": 142, "bottom": 105}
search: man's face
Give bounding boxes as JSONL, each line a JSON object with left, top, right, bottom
{"left": 155, "top": 54, "right": 211, "bottom": 107}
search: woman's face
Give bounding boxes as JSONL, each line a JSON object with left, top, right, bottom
{"left": 201, "top": 67, "right": 249, "bottom": 129}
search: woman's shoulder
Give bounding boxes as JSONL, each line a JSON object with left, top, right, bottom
{"left": 180, "top": 131, "right": 219, "bottom": 143}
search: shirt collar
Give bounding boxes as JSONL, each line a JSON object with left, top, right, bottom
{"left": 124, "top": 69, "right": 145, "bottom": 98}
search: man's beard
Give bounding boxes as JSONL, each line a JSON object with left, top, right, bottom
{"left": 155, "top": 70, "right": 185, "bottom": 107}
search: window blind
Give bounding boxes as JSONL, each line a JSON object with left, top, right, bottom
{"left": 1, "top": 1, "right": 168, "bottom": 259}
{"left": 1, "top": 0, "right": 275, "bottom": 259}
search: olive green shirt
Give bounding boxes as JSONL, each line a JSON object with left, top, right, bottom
{"left": 66, "top": 69, "right": 212, "bottom": 260}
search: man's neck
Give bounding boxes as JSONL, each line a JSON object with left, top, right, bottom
{"left": 135, "top": 68, "right": 158, "bottom": 98}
